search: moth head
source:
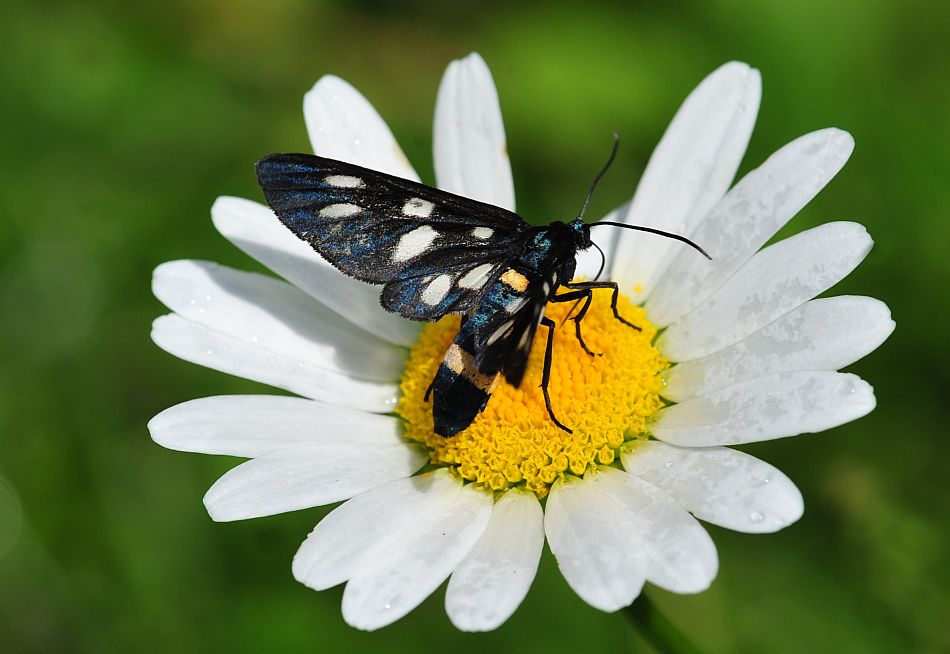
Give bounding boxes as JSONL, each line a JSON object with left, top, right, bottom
{"left": 569, "top": 218, "right": 593, "bottom": 250}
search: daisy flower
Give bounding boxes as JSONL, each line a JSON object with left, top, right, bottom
{"left": 148, "top": 53, "right": 893, "bottom": 632}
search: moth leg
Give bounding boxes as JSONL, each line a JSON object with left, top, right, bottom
{"left": 564, "top": 280, "right": 641, "bottom": 331}
{"left": 540, "top": 316, "right": 573, "bottom": 434}
{"left": 424, "top": 377, "right": 435, "bottom": 403}
{"left": 550, "top": 289, "right": 598, "bottom": 356}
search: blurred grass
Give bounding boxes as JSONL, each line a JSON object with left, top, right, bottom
{"left": 1, "top": 0, "right": 948, "bottom": 652}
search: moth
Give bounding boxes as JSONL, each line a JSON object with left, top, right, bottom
{"left": 256, "top": 144, "right": 708, "bottom": 437}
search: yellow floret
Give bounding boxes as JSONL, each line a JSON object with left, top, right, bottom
{"left": 397, "top": 287, "right": 667, "bottom": 498}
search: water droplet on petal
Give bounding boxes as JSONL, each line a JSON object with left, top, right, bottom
{"left": 749, "top": 511, "right": 764, "bottom": 523}
{"left": 664, "top": 461, "right": 674, "bottom": 469}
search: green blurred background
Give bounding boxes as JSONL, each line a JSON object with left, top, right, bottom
{"left": 1, "top": 0, "right": 947, "bottom": 652}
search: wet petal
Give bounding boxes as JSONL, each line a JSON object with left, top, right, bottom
{"left": 621, "top": 443, "right": 803, "bottom": 533}
{"left": 203, "top": 440, "right": 425, "bottom": 521}
{"left": 304, "top": 75, "right": 419, "bottom": 181}
{"left": 545, "top": 475, "right": 647, "bottom": 611}
{"left": 611, "top": 62, "right": 760, "bottom": 302}
{"left": 340, "top": 479, "right": 490, "bottom": 630}
{"left": 647, "top": 128, "right": 855, "bottom": 325}
{"left": 211, "top": 196, "right": 420, "bottom": 347}
{"left": 446, "top": 489, "right": 543, "bottom": 631}
{"left": 434, "top": 52, "right": 515, "bottom": 210}
{"left": 148, "top": 395, "right": 402, "bottom": 457}
{"left": 153, "top": 260, "right": 404, "bottom": 382}
{"left": 586, "top": 468, "right": 718, "bottom": 594}
{"left": 659, "top": 222, "right": 873, "bottom": 361}
{"left": 293, "top": 471, "right": 464, "bottom": 591}
{"left": 151, "top": 314, "right": 399, "bottom": 412}
{"left": 663, "top": 296, "right": 894, "bottom": 400}
{"left": 652, "top": 371, "right": 876, "bottom": 446}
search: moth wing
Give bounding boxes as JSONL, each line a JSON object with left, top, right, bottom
{"left": 256, "top": 153, "right": 527, "bottom": 280}
{"left": 380, "top": 255, "right": 510, "bottom": 320}
{"left": 472, "top": 276, "right": 550, "bottom": 387}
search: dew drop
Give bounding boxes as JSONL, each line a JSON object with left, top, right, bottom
{"left": 664, "top": 461, "right": 674, "bottom": 469}
{"left": 384, "top": 603, "right": 391, "bottom": 610}
{"left": 749, "top": 511, "right": 765, "bottom": 523}
{"left": 249, "top": 335, "right": 259, "bottom": 344}
{"left": 206, "top": 349, "right": 214, "bottom": 356}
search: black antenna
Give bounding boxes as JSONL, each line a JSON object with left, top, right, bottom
{"left": 591, "top": 240, "right": 607, "bottom": 281}
{"left": 577, "top": 132, "right": 621, "bottom": 220}
{"left": 589, "top": 221, "right": 712, "bottom": 259}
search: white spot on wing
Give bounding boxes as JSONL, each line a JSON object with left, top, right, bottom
{"left": 518, "top": 329, "right": 531, "bottom": 349}
{"left": 422, "top": 274, "right": 452, "bottom": 306}
{"left": 458, "top": 263, "right": 494, "bottom": 289}
{"left": 324, "top": 175, "right": 364, "bottom": 188}
{"left": 319, "top": 203, "right": 362, "bottom": 218}
{"left": 488, "top": 321, "right": 514, "bottom": 345}
{"left": 471, "top": 227, "right": 494, "bottom": 239}
{"left": 403, "top": 197, "right": 435, "bottom": 217}
{"left": 393, "top": 225, "right": 438, "bottom": 262}
{"left": 507, "top": 296, "right": 528, "bottom": 313}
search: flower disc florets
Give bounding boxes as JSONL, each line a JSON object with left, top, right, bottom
{"left": 398, "top": 288, "right": 667, "bottom": 497}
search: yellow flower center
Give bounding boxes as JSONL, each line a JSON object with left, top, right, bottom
{"left": 397, "top": 288, "right": 667, "bottom": 498}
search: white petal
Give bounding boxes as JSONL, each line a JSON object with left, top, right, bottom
{"left": 621, "top": 443, "right": 803, "bottom": 533}
{"left": 211, "top": 196, "right": 420, "bottom": 348}
{"left": 153, "top": 260, "right": 404, "bottom": 382}
{"left": 658, "top": 222, "right": 873, "bottom": 361}
{"left": 303, "top": 75, "right": 419, "bottom": 181}
{"left": 664, "top": 296, "right": 894, "bottom": 400}
{"left": 585, "top": 468, "right": 718, "bottom": 594}
{"left": 611, "top": 62, "right": 761, "bottom": 302}
{"left": 574, "top": 201, "right": 629, "bottom": 281}
{"left": 293, "top": 472, "right": 459, "bottom": 592}
{"left": 151, "top": 314, "right": 399, "bottom": 412}
{"left": 433, "top": 52, "right": 515, "bottom": 211}
{"left": 341, "top": 479, "right": 491, "bottom": 631}
{"left": 204, "top": 441, "right": 426, "bottom": 521}
{"left": 652, "top": 371, "right": 876, "bottom": 446}
{"left": 446, "top": 489, "right": 544, "bottom": 631}
{"left": 544, "top": 475, "right": 647, "bottom": 611}
{"left": 149, "top": 395, "right": 404, "bottom": 457}
{"left": 647, "top": 128, "right": 855, "bottom": 325}
{"left": 290, "top": 470, "right": 489, "bottom": 630}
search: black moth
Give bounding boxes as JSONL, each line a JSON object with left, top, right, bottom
{"left": 256, "top": 144, "right": 708, "bottom": 437}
